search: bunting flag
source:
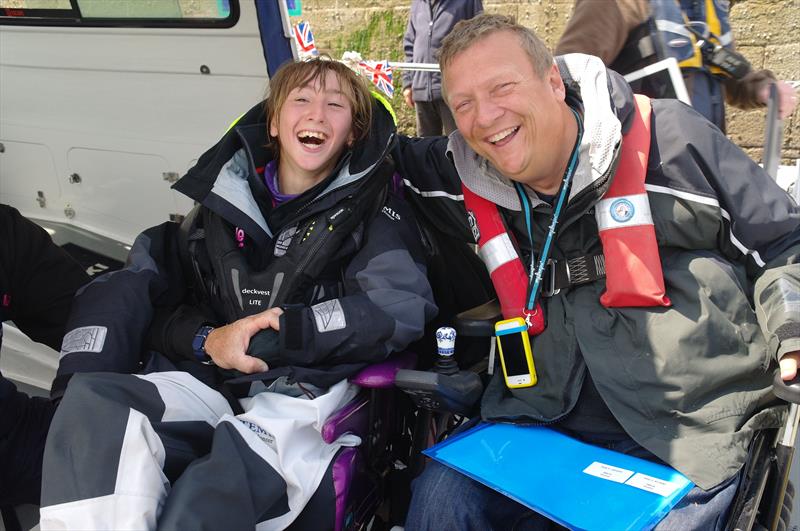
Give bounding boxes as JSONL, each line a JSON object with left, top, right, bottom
{"left": 357, "top": 60, "right": 394, "bottom": 98}
{"left": 294, "top": 21, "right": 318, "bottom": 59}
{"left": 286, "top": 0, "right": 302, "bottom": 17}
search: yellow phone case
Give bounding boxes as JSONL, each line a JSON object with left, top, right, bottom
{"left": 495, "top": 317, "right": 537, "bottom": 388}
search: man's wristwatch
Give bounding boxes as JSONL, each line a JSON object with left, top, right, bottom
{"left": 192, "top": 325, "right": 215, "bottom": 363}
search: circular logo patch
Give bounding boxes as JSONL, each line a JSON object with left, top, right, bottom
{"left": 610, "top": 198, "right": 635, "bottom": 223}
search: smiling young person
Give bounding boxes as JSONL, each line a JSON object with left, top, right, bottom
{"left": 394, "top": 14, "right": 800, "bottom": 530}
{"left": 39, "top": 57, "right": 436, "bottom": 530}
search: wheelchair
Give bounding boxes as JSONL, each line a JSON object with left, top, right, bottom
{"left": 0, "top": 225, "right": 494, "bottom": 531}
{"left": 5, "top": 242, "right": 794, "bottom": 531}
{"left": 1, "top": 337, "right": 794, "bottom": 531}
{"left": 388, "top": 298, "right": 800, "bottom": 531}
{"left": 298, "top": 232, "right": 495, "bottom": 531}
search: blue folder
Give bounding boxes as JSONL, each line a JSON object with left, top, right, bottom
{"left": 424, "top": 422, "right": 693, "bottom": 531}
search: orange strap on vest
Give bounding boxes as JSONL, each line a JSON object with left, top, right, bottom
{"left": 596, "top": 95, "right": 670, "bottom": 308}
{"left": 464, "top": 94, "right": 669, "bottom": 325}
{"left": 464, "top": 185, "right": 545, "bottom": 335}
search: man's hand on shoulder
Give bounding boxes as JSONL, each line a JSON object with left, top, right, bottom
{"left": 204, "top": 307, "right": 284, "bottom": 374}
{"left": 780, "top": 351, "right": 800, "bottom": 381}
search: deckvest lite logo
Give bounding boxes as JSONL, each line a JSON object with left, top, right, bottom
{"left": 609, "top": 198, "right": 635, "bottom": 223}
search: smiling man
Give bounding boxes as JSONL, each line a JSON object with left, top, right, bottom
{"left": 395, "top": 14, "right": 800, "bottom": 530}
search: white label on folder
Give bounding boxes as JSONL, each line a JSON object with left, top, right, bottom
{"left": 625, "top": 473, "right": 681, "bottom": 497}
{"left": 582, "top": 461, "right": 634, "bottom": 483}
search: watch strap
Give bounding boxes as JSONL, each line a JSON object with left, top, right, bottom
{"left": 192, "top": 325, "right": 214, "bottom": 362}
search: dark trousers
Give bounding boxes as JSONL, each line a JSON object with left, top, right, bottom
{"left": 0, "top": 373, "right": 55, "bottom": 506}
{"left": 415, "top": 99, "right": 457, "bottom": 137}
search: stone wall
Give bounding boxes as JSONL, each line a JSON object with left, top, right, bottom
{"left": 293, "top": 0, "right": 799, "bottom": 164}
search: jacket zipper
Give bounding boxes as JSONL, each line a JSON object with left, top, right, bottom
{"left": 427, "top": 0, "right": 434, "bottom": 100}
{"left": 293, "top": 221, "right": 336, "bottom": 277}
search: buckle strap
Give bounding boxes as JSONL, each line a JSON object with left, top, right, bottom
{"left": 542, "top": 254, "right": 606, "bottom": 297}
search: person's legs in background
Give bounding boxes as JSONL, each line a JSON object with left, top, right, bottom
{"left": 414, "top": 100, "right": 444, "bottom": 137}
{"left": 435, "top": 98, "right": 457, "bottom": 136}
{"left": 414, "top": 99, "right": 457, "bottom": 137}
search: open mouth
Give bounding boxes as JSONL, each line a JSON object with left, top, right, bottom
{"left": 488, "top": 126, "right": 519, "bottom": 145}
{"left": 298, "top": 130, "right": 327, "bottom": 146}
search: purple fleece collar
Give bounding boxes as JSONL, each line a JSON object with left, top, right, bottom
{"left": 264, "top": 160, "right": 300, "bottom": 205}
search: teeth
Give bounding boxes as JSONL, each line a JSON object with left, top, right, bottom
{"left": 298, "top": 130, "right": 327, "bottom": 140}
{"left": 488, "top": 127, "right": 518, "bottom": 144}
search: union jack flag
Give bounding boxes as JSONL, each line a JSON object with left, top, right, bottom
{"left": 294, "top": 21, "right": 318, "bottom": 58}
{"left": 358, "top": 60, "right": 394, "bottom": 98}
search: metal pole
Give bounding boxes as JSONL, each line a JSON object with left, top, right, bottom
{"left": 763, "top": 83, "right": 783, "bottom": 181}
{"left": 388, "top": 62, "right": 440, "bottom": 72}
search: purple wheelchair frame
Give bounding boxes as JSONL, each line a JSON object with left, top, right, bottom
{"left": 320, "top": 351, "right": 417, "bottom": 531}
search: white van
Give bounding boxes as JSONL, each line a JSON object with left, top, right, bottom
{"left": 0, "top": 0, "right": 297, "bottom": 391}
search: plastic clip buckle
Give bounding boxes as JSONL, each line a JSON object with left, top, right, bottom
{"left": 540, "top": 259, "right": 560, "bottom": 298}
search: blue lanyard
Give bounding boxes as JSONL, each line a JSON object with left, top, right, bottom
{"left": 514, "top": 108, "right": 583, "bottom": 313}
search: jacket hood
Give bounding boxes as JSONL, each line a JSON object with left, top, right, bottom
{"left": 448, "top": 53, "right": 634, "bottom": 211}
{"left": 173, "top": 95, "right": 397, "bottom": 245}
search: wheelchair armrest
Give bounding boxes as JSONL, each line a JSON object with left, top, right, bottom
{"left": 455, "top": 299, "right": 501, "bottom": 337}
{"left": 349, "top": 351, "right": 417, "bottom": 389}
{"left": 773, "top": 373, "right": 800, "bottom": 404}
{"left": 323, "top": 352, "right": 418, "bottom": 444}
{"left": 395, "top": 369, "right": 483, "bottom": 416}
{"left": 322, "top": 394, "right": 370, "bottom": 444}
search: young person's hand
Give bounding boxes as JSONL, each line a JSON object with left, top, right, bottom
{"left": 779, "top": 351, "right": 800, "bottom": 381}
{"left": 204, "top": 307, "right": 284, "bottom": 374}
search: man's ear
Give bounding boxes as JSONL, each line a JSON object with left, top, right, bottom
{"left": 547, "top": 63, "right": 566, "bottom": 102}
{"left": 346, "top": 131, "right": 355, "bottom": 148}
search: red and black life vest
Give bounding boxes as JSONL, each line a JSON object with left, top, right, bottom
{"left": 463, "top": 95, "right": 670, "bottom": 333}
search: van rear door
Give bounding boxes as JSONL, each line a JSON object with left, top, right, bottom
{"left": 0, "top": 0, "right": 291, "bottom": 247}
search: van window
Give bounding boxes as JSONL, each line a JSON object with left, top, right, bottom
{"left": 1, "top": 0, "right": 236, "bottom": 27}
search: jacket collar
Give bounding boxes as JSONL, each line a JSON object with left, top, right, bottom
{"left": 173, "top": 96, "right": 396, "bottom": 244}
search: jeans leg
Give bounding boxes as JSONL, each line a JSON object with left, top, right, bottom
{"left": 589, "top": 434, "right": 739, "bottom": 531}
{"left": 654, "top": 472, "right": 740, "bottom": 531}
{"left": 405, "top": 460, "right": 551, "bottom": 531}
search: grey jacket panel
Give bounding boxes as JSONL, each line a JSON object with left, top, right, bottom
{"left": 402, "top": 0, "right": 483, "bottom": 102}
